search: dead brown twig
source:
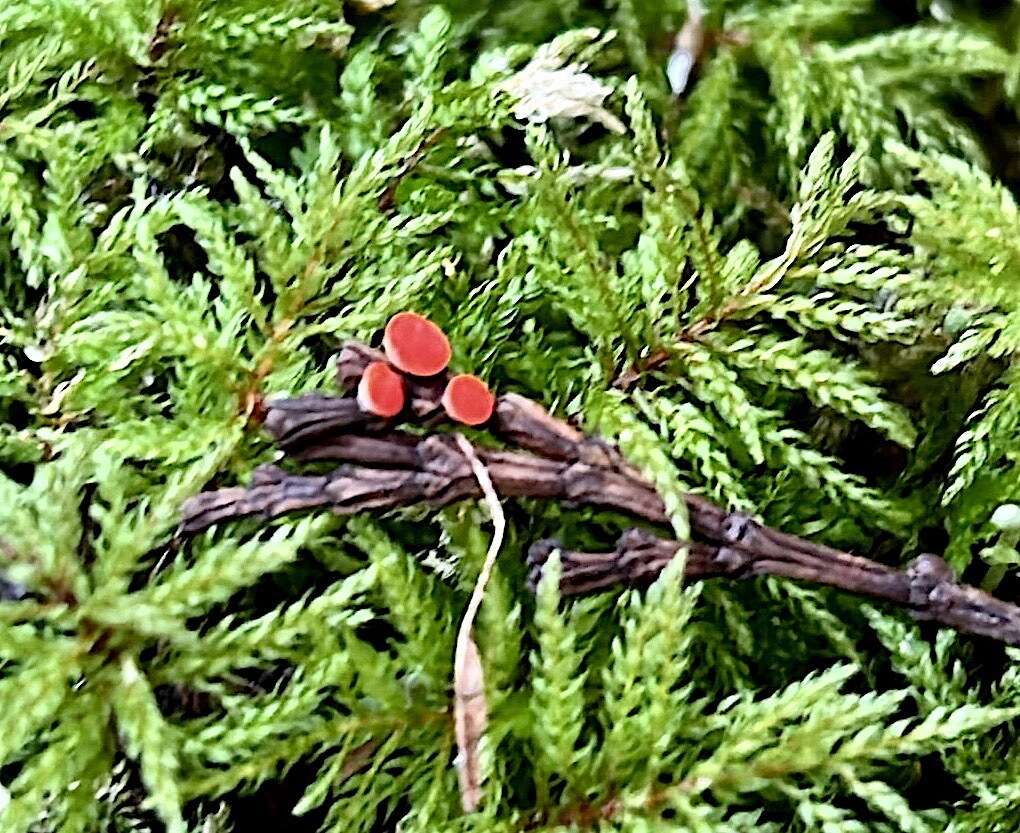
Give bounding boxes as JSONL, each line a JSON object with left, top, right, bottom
{"left": 180, "top": 341, "right": 1020, "bottom": 647}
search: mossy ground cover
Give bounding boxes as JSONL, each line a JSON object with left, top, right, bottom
{"left": 5, "top": 2, "right": 1020, "bottom": 831}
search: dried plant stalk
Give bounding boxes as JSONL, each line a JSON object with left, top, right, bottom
{"left": 451, "top": 434, "right": 504, "bottom": 813}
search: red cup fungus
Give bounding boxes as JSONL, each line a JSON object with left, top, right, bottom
{"left": 383, "top": 312, "right": 452, "bottom": 377}
{"left": 442, "top": 374, "right": 495, "bottom": 426}
{"left": 357, "top": 361, "right": 406, "bottom": 417}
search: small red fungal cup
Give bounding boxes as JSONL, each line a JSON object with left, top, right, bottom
{"left": 357, "top": 361, "right": 406, "bottom": 417}
{"left": 383, "top": 312, "right": 452, "bottom": 377}
{"left": 442, "top": 374, "right": 495, "bottom": 426}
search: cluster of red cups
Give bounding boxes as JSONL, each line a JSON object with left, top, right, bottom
{"left": 357, "top": 312, "right": 495, "bottom": 426}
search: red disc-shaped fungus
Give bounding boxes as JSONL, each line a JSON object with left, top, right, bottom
{"left": 357, "top": 361, "right": 406, "bottom": 417}
{"left": 442, "top": 374, "right": 495, "bottom": 426}
{"left": 383, "top": 312, "right": 452, "bottom": 377}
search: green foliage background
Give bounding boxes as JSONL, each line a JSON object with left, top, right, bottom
{"left": 5, "top": 0, "right": 1020, "bottom": 830}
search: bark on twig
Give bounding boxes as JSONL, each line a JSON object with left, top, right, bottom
{"left": 178, "top": 340, "right": 1020, "bottom": 647}
{"left": 180, "top": 433, "right": 672, "bottom": 533}
{"left": 527, "top": 530, "right": 1020, "bottom": 645}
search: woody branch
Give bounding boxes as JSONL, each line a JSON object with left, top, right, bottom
{"left": 179, "top": 341, "right": 1020, "bottom": 647}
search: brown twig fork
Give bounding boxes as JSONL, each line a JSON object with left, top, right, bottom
{"left": 181, "top": 340, "right": 1020, "bottom": 646}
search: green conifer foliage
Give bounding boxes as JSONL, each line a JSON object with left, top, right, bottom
{"left": 4, "top": 1, "right": 1020, "bottom": 830}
